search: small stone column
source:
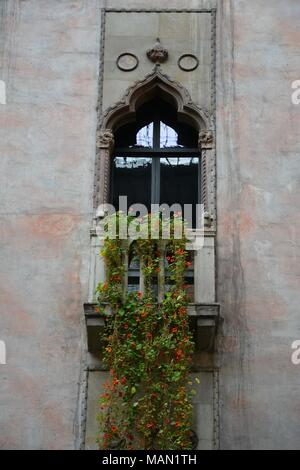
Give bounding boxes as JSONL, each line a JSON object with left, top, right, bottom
{"left": 95, "top": 129, "right": 114, "bottom": 207}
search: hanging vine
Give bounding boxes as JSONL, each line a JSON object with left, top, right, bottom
{"left": 96, "top": 213, "right": 195, "bottom": 450}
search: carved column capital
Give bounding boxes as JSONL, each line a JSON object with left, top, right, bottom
{"left": 204, "top": 212, "right": 214, "bottom": 229}
{"left": 96, "top": 129, "right": 115, "bottom": 150}
{"left": 198, "top": 129, "right": 214, "bottom": 149}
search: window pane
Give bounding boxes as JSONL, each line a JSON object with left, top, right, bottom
{"left": 135, "top": 123, "right": 153, "bottom": 147}
{"left": 160, "top": 121, "right": 182, "bottom": 148}
{"left": 112, "top": 157, "right": 152, "bottom": 212}
{"left": 160, "top": 157, "right": 199, "bottom": 228}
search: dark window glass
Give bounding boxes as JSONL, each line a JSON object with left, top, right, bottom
{"left": 112, "top": 157, "right": 151, "bottom": 212}
{"left": 160, "top": 157, "right": 199, "bottom": 227}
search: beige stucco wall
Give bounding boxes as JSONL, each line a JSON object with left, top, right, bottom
{"left": 0, "top": 0, "right": 299, "bottom": 449}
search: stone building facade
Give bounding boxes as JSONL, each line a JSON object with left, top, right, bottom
{"left": 0, "top": 0, "right": 299, "bottom": 450}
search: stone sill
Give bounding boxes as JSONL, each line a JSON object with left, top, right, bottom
{"left": 84, "top": 302, "right": 220, "bottom": 353}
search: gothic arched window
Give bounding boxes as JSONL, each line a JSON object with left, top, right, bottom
{"left": 111, "top": 98, "right": 201, "bottom": 227}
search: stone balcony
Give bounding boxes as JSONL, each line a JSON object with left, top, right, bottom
{"left": 84, "top": 302, "right": 220, "bottom": 355}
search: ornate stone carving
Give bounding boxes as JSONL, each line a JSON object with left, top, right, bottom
{"left": 199, "top": 129, "right": 214, "bottom": 149}
{"left": 96, "top": 129, "right": 114, "bottom": 150}
{"left": 101, "top": 65, "right": 212, "bottom": 131}
{"left": 146, "top": 38, "right": 168, "bottom": 64}
{"left": 204, "top": 212, "right": 214, "bottom": 229}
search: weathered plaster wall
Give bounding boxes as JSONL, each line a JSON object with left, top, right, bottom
{"left": 0, "top": 0, "right": 299, "bottom": 450}
{"left": 0, "top": 0, "right": 101, "bottom": 449}
{"left": 217, "top": 0, "right": 300, "bottom": 450}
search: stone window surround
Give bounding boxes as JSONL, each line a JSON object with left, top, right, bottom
{"left": 94, "top": 65, "right": 216, "bottom": 226}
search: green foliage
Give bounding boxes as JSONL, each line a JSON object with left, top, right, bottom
{"left": 96, "top": 213, "right": 194, "bottom": 450}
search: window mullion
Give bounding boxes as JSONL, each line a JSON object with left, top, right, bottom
{"left": 151, "top": 117, "right": 161, "bottom": 205}
{"left": 151, "top": 158, "right": 160, "bottom": 205}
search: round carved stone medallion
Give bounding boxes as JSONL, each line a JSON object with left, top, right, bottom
{"left": 178, "top": 54, "right": 199, "bottom": 72}
{"left": 116, "top": 53, "right": 139, "bottom": 72}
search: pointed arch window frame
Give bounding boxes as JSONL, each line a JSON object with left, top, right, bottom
{"left": 94, "top": 66, "right": 215, "bottom": 226}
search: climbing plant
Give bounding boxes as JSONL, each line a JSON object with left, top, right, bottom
{"left": 96, "top": 213, "right": 195, "bottom": 450}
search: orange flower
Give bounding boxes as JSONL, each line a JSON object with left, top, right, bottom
{"left": 175, "top": 421, "right": 181, "bottom": 428}
{"left": 146, "top": 422, "right": 155, "bottom": 429}
{"left": 179, "top": 307, "right": 187, "bottom": 316}
{"left": 171, "top": 327, "right": 178, "bottom": 334}
{"left": 111, "top": 425, "right": 118, "bottom": 433}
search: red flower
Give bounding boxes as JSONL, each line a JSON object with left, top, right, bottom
{"left": 124, "top": 323, "right": 129, "bottom": 330}
{"left": 175, "top": 349, "right": 184, "bottom": 360}
{"left": 121, "top": 377, "right": 126, "bottom": 385}
{"left": 137, "top": 292, "right": 143, "bottom": 299}
{"left": 171, "top": 327, "right": 178, "bottom": 334}
{"left": 127, "top": 333, "right": 132, "bottom": 339}
{"left": 155, "top": 267, "right": 161, "bottom": 273}
{"left": 175, "top": 421, "right": 181, "bottom": 428}
{"left": 113, "top": 378, "right": 119, "bottom": 386}
{"left": 111, "top": 425, "right": 118, "bottom": 433}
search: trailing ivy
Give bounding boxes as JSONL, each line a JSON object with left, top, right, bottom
{"left": 96, "top": 213, "right": 195, "bottom": 450}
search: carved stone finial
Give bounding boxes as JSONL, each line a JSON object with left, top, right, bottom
{"left": 147, "top": 38, "right": 168, "bottom": 64}
{"left": 199, "top": 129, "right": 214, "bottom": 149}
{"left": 96, "top": 129, "right": 114, "bottom": 150}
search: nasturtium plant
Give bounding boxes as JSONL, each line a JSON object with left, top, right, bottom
{"left": 96, "top": 213, "right": 195, "bottom": 450}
